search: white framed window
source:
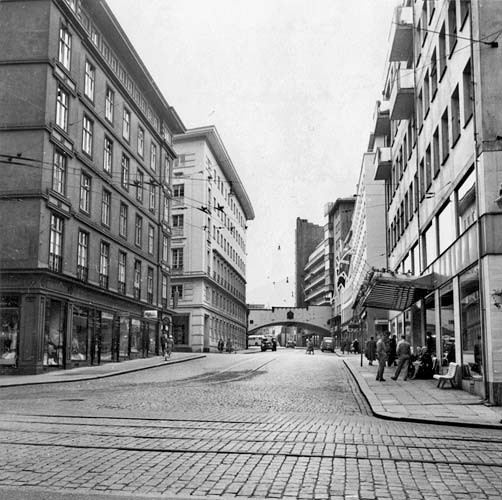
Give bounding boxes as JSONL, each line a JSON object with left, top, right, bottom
{"left": 118, "top": 251, "right": 127, "bottom": 294}
{"left": 163, "top": 195, "right": 169, "bottom": 222}
{"left": 119, "top": 203, "right": 128, "bottom": 238}
{"left": 52, "top": 149, "right": 66, "bottom": 195}
{"left": 77, "top": 230, "right": 89, "bottom": 281}
{"left": 161, "top": 274, "right": 168, "bottom": 307}
{"left": 99, "top": 241, "right": 110, "bottom": 288}
{"left": 82, "top": 115, "right": 93, "bottom": 156}
{"left": 133, "top": 260, "right": 141, "bottom": 299}
{"left": 105, "top": 86, "right": 114, "bottom": 122}
{"left": 172, "top": 214, "right": 184, "bottom": 228}
{"left": 135, "top": 215, "right": 143, "bottom": 246}
{"left": 79, "top": 172, "right": 91, "bottom": 213}
{"left": 121, "top": 154, "right": 130, "bottom": 190}
{"left": 56, "top": 86, "right": 69, "bottom": 132}
{"left": 162, "top": 234, "right": 169, "bottom": 262}
{"left": 101, "top": 189, "right": 111, "bottom": 226}
{"left": 122, "top": 108, "right": 130, "bottom": 141}
{"left": 172, "top": 248, "right": 183, "bottom": 270}
{"left": 148, "top": 225, "right": 154, "bottom": 254}
{"left": 84, "top": 60, "right": 95, "bottom": 100}
{"left": 103, "top": 137, "right": 113, "bottom": 174}
{"left": 150, "top": 142, "right": 157, "bottom": 171}
{"left": 137, "top": 127, "right": 144, "bottom": 157}
{"left": 136, "top": 170, "right": 144, "bottom": 202}
{"left": 49, "top": 214, "right": 64, "bottom": 272}
{"left": 147, "top": 267, "right": 154, "bottom": 304}
{"left": 58, "top": 27, "right": 71, "bottom": 70}
{"left": 149, "top": 180, "right": 155, "bottom": 211}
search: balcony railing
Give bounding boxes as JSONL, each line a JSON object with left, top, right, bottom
{"left": 374, "top": 147, "right": 392, "bottom": 180}
{"left": 389, "top": 68, "right": 414, "bottom": 120}
{"left": 49, "top": 253, "right": 62, "bottom": 272}
{"left": 388, "top": 6, "right": 413, "bottom": 62}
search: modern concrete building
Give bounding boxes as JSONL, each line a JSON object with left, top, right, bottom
{"left": 171, "top": 127, "right": 254, "bottom": 352}
{"left": 340, "top": 150, "right": 388, "bottom": 347}
{"left": 303, "top": 241, "right": 327, "bottom": 306}
{"left": 295, "top": 217, "right": 323, "bottom": 307}
{"left": 362, "top": 0, "right": 502, "bottom": 404}
{"left": 0, "top": 0, "right": 185, "bottom": 373}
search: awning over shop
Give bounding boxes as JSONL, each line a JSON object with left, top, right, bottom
{"left": 361, "top": 272, "right": 436, "bottom": 311}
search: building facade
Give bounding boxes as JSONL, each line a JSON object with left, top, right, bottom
{"left": 171, "top": 127, "right": 254, "bottom": 352}
{"left": 365, "top": 0, "right": 502, "bottom": 404}
{"left": 0, "top": 0, "right": 185, "bottom": 373}
{"left": 295, "top": 218, "right": 324, "bottom": 307}
{"left": 303, "top": 241, "right": 327, "bottom": 306}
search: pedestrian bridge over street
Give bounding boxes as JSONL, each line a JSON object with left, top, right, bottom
{"left": 247, "top": 305, "right": 332, "bottom": 335}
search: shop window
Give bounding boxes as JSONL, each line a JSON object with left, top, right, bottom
{"left": 99, "top": 311, "right": 113, "bottom": 361}
{"left": 459, "top": 265, "right": 482, "bottom": 379}
{"left": 439, "top": 283, "right": 455, "bottom": 366}
{"left": 172, "top": 314, "right": 188, "bottom": 344}
{"left": 424, "top": 293, "right": 436, "bottom": 356}
{"left": 71, "top": 307, "right": 89, "bottom": 361}
{"left": 130, "top": 319, "right": 141, "bottom": 356}
{"left": 0, "top": 296, "right": 19, "bottom": 367}
{"left": 44, "top": 299, "right": 66, "bottom": 367}
{"left": 119, "top": 317, "right": 130, "bottom": 358}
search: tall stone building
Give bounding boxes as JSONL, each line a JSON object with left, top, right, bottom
{"left": 0, "top": 0, "right": 184, "bottom": 373}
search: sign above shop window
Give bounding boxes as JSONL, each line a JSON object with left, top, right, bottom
{"left": 144, "top": 310, "right": 158, "bottom": 319}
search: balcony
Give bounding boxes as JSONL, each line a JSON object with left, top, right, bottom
{"left": 374, "top": 147, "right": 392, "bottom": 181}
{"left": 388, "top": 6, "right": 413, "bottom": 62}
{"left": 372, "top": 100, "right": 390, "bottom": 138}
{"left": 389, "top": 68, "right": 414, "bottom": 121}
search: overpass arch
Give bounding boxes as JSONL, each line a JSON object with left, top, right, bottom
{"left": 248, "top": 321, "right": 331, "bottom": 337}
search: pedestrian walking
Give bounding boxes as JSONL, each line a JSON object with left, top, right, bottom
{"left": 391, "top": 335, "right": 412, "bottom": 381}
{"left": 376, "top": 331, "right": 390, "bottom": 381}
{"left": 387, "top": 334, "right": 397, "bottom": 367}
{"left": 226, "top": 339, "right": 233, "bottom": 353}
{"left": 217, "top": 338, "right": 224, "bottom": 353}
{"left": 306, "top": 337, "right": 314, "bottom": 355}
{"left": 352, "top": 339, "right": 360, "bottom": 354}
{"left": 163, "top": 335, "right": 174, "bottom": 360}
{"left": 364, "top": 336, "right": 377, "bottom": 366}
{"left": 160, "top": 331, "right": 169, "bottom": 360}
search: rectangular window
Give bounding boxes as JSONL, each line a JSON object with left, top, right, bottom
{"left": 463, "top": 60, "right": 473, "bottom": 124}
{"left": 163, "top": 195, "right": 169, "bottom": 222}
{"left": 135, "top": 215, "right": 143, "bottom": 246}
{"left": 423, "top": 220, "right": 437, "bottom": 269}
{"left": 101, "top": 189, "right": 111, "bottom": 226}
{"left": 82, "top": 115, "right": 93, "bottom": 156}
{"left": 438, "top": 197, "right": 456, "bottom": 255}
{"left": 173, "top": 184, "right": 184, "bottom": 198}
{"left": 118, "top": 251, "right": 126, "bottom": 295}
{"left": 149, "top": 181, "right": 155, "bottom": 211}
{"left": 417, "top": 89, "right": 423, "bottom": 130}
{"left": 419, "top": 159, "right": 425, "bottom": 200}
{"left": 162, "top": 234, "right": 169, "bottom": 262}
{"left": 119, "top": 203, "right": 128, "bottom": 238}
{"left": 460, "top": 0, "right": 470, "bottom": 29}
{"left": 172, "top": 284, "right": 183, "bottom": 300}
{"left": 52, "top": 149, "right": 66, "bottom": 195}
{"left": 448, "top": 0, "right": 458, "bottom": 56}
{"left": 147, "top": 267, "right": 154, "bottom": 304}
{"left": 163, "top": 157, "right": 171, "bottom": 183}
{"left": 136, "top": 170, "right": 144, "bottom": 202}
{"left": 441, "top": 108, "right": 450, "bottom": 162}
{"left": 133, "top": 260, "right": 141, "bottom": 299}
{"left": 121, "top": 154, "right": 130, "bottom": 190}
{"left": 105, "top": 86, "right": 114, "bottom": 123}
{"left": 103, "top": 137, "right": 113, "bottom": 174}
{"left": 172, "top": 214, "right": 184, "bottom": 228}
{"left": 423, "top": 71, "right": 430, "bottom": 117}
{"left": 84, "top": 60, "right": 95, "bottom": 100}
{"left": 137, "top": 127, "right": 144, "bottom": 157}
{"left": 58, "top": 27, "right": 71, "bottom": 70}
{"left": 150, "top": 143, "right": 157, "bottom": 171}
{"left": 122, "top": 108, "right": 130, "bottom": 141}
{"left": 172, "top": 248, "right": 183, "bottom": 270}
{"left": 148, "top": 225, "right": 154, "bottom": 254}
{"left": 425, "top": 144, "right": 432, "bottom": 190}
{"left": 413, "top": 173, "right": 419, "bottom": 210}
{"left": 457, "top": 169, "right": 477, "bottom": 232}
{"left": 408, "top": 183, "right": 414, "bottom": 219}
{"left": 433, "top": 127, "right": 440, "bottom": 177}
{"left": 430, "top": 48, "right": 438, "bottom": 100}
{"left": 56, "top": 86, "right": 69, "bottom": 132}
{"left": 99, "top": 241, "right": 110, "bottom": 289}
{"left": 161, "top": 274, "right": 168, "bottom": 308}
{"left": 79, "top": 173, "right": 91, "bottom": 213}
{"left": 77, "top": 230, "right": 88, "bottom": 282}
{"left": 439, "top": 23, "right": 447, "bottom": 78}
{"left": 49, "top": 214, "right": 64, "bottom": 272}
{"left": 451, "top": 86, "right": 461, "bottom": 145}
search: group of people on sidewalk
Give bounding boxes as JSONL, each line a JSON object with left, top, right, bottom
{"left": 364, "top": 331, "right": 435, "bottom": 382}
{"left": 217, "top": 338, "right": 235, "bottom": 353}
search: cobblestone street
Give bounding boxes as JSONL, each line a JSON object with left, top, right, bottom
{"left": 0, "top": 350, "right": 501, "bottom": 499}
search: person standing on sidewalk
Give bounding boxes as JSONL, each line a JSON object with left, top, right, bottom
{"left": 376, "top": 331, "right": 389, "bottom": 381}
{"left": 391, "top": 335, "right": 412, "bottom": 381}
{"left": 365, "top": 336, "right": 377, "bottom": 366}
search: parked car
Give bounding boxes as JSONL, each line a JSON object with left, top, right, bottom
{"left": 321, "top": 337, "right": 335, "bottom": 352}
{"left": 261, "top": 336, "right": 277, "bottom": 351}
{"left": 286, "top": 340, "right": 296, "bottom": 348}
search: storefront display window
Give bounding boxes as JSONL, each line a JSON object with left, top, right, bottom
{"left": 100, "top": 312, "right": 113, "bottom": 361}
{"left": 71, "top": 306, "right": 89, "bottom": 361}
{"left": 173, "top": 315, "right": 189, "bottom": 344}
{"left": 424, "top": 293, "right": 436, "bottom": 356}
{"left": 459, "top": 265, "right": 482, "bottom": 379}
{"left": 130, "top": 319, "right": 141, "bottom": 356}
{"left": 440, "top": 282, "right": 455, "bottom": 365}
{"left": 0, "top": 296, "right": 19, "bottom": 366}
{"left": 147, "top": 322, "right": 157, "bottom": 356}
{"left": 44, "top": 299, "right": 66, "bottom": 367}
{"left": 119, "top": 317, "right": 130, "bottom": 358}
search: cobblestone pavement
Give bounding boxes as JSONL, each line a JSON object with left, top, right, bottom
{"left": 0, "top": 350, "right": 501, "bottom": 499}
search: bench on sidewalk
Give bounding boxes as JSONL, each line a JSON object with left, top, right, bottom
{"left": 433, "top": 362, "right": 459, "bottom": 388}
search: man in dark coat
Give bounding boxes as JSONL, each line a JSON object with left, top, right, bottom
{"left": 365, "top": 336, "right": 377, "bottom": 365}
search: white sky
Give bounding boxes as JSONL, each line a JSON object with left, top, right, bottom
{"left": 106, "top": 0, "right": 400, "bottom": 307}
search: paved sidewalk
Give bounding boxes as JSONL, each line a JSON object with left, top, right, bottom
{"left": 343, "top": 354, "right": 502, "bottom": 428}
{"left": 0, "top": 353, "right": 205, "bottom": 388}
